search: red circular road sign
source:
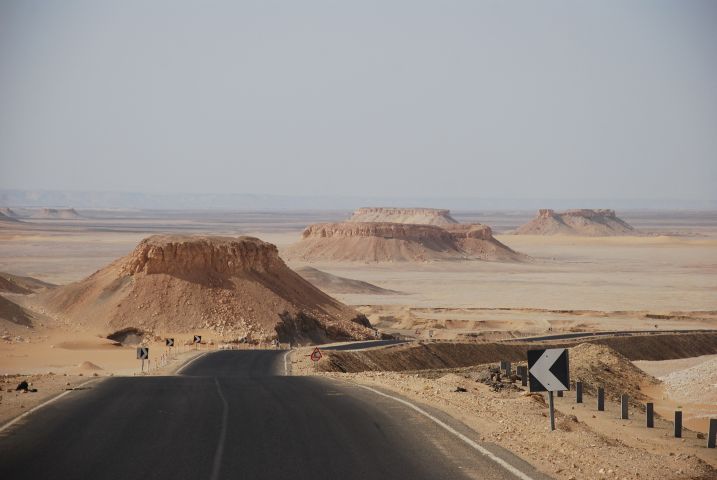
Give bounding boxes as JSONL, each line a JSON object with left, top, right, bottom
{"left": 309, "top": 347, "right": 322, "bottom": 362}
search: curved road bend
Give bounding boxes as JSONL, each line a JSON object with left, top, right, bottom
{"left": 0, "top": 350, "right": 549, "bottom": 480}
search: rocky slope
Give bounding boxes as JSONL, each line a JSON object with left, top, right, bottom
{"left": 284, "top": 222, "right": 527, "bottom": 262}
{"left": 0, "top": 212, "right": 20, "bottom": 223}
{"left": 295, "top": 267, "right": 400, "bottom": 295}
{"left": 515, "top": 209, "right": 636, "bottom": 236}
{"left": 39, "top": 235, "right": 376, "bottom": 344}
{"left": 0, "top": 208, "right": 19, "bottom": 218}
{"left": 0, "top": 272, "right": 55, "bottom": 294}
{"left": 348, "top": 207, "right": 458, "bottom": 226}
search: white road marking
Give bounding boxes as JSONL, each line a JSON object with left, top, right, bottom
{"left": 0, "top": 379, "right": 98, "bottom": 434}
{"left": 356, "top": 384, "right": 535, "bottom": 480}
{"left": 175, "top": 352, "right": 208, "bottom": 375}
{"left": 283, "top": 350, "right": 292, "bottom": 376}
{"left": 210, "top": 377, "right": 229, "bottom": 480}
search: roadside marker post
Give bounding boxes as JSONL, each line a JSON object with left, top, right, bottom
{"left": 136, "top": 347, "right": 149, "bottom": 373}
{"left": 621, "top": 395, "right": 629, "bottom": 420}
{"left": 674, "top": 411, "right": 682, "bottom": 438}
{"left": 708, "top": 419, "right": 716, "bottom": 448}
{"left": 576, "top": 381, "right": 583, "bottom": 403}
{"left": 646, "top": 403, "right": 654, "bottom": 428}
{"left": 193, "top": 335, "right": 202, "bottom": 350}
{"left": 557, "top": 390, "right": 563, "bottom": 398}
{"left": 527, "top": 348, "right": 569, "bottom": 431}
{"left": 597, "top": 387, "right": 605, "bottom": 411}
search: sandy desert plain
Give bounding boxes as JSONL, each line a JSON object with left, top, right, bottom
{"left": 1, "top": 207, "right": 716, "bottom": 479}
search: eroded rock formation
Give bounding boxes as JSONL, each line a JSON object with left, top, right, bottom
{"left": 515, "top": 209, "right": 636, "bottom": 236}
{"left": 348, "top": 207, "right": 458, "bottom": 226}
{"left": 41, "top": 235, "right": 375, "bottom": 344}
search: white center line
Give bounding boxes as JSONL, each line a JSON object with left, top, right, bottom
{"left": 210, "top": 377, "right": 229, "bottom": 480}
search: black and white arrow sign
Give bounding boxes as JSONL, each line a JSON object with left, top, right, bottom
{"left": 527, "top": 348, "right": 569, "bottom": 393}
{"left": 193, "top": 335, "right": 201, "bottom": 344}
{"left": 165, "top": 338, "right": 174, "bottom": 347}
{"left": 136, "top": 347, "right": 149, "bottom": 360}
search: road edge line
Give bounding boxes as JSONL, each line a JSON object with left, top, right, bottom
{"left": 356, "top": 384, "right": 536, "bottom": 480}
{"left": 175, "top": 352, "right": 209, "bottom": 375}
{"left": 0, "top": 378, "right": 98, "bottom": 434}
{"left": 283, "top": 349, "right": 292, "bottom": 376}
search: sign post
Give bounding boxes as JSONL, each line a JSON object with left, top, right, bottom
{"left": 528, "top": 348, "right": 569, "bottom": 431}
{"left": 193, "top": 335, "right": 201, "bottom": 350}
{"left": 309, "top": 347, "right": 322, "bottom": 372}
{"left": 165, "top": 338, "right": 174, "bottom": 361}
{"left": 137, "top": 347, "right": 149, "bottom": 373}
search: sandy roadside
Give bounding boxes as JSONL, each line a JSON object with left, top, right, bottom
{"left": 0, "top": 347, "right": 207, "bottom": 429}
{"left": 289, "top": 347, "right": 717, "bottom": 480}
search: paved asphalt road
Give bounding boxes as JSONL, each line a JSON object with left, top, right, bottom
{"left": 0, "top": 350, "right": 547, "bottom": 480}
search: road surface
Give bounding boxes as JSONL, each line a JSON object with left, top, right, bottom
{"left": 0, "top": 350, "right": 546, "bottom": 480}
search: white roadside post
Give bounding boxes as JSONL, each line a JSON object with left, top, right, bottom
{"left": 527, "top": 348, "right": 570, "bottom": 431}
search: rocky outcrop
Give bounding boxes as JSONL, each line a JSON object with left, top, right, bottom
{"left": 515, "top": 209, "right": 636, "bottom": 236}
{"left": 30, "top": 208, "right": 83, "bottom": 220}
{"left": 41, "top": 235, "right": 376, "bottom": 344}
{"left": 348, "top": 207, "right": 458, "bottom": 226}
{"left": 284, "top": 222, "right": 528, "bottom": 263}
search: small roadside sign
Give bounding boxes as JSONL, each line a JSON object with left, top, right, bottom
{"left": 193, "top": 335, "right": 202, "bottom": 344}
{"left": 528, "top": 348, "right": 569, "bottom": 431}
{"left": 137, "top": 347, "right": 149, "bottom": 359}
{"left": 309, "top": 347, "right": 322, "bottom": 362}
{"left": 165, "top": 338, "right": 174, "bottom": 347}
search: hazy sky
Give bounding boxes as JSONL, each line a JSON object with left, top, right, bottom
{"left": 1, "top": 1, "right": 715, "bottom": 201}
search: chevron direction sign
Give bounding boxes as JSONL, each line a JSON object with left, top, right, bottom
{"left": 193, "top": 335, "right": 202, "bottom": 344}
{"left": 136, "top": 347, "right": 149, "bottom": 360}
{"left": 527, "top": 348, "right": 569, "bottom": 393}
{"left": 165, "top": 338, "right": 174, "bottom": 347}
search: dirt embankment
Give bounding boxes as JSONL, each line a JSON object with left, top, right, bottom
{"left": 348, "top": 207, "right": 458, "bottom": 225}
{"left": 323, "top": 333, "right": 717, "bottom": 374}
{"left": 515, "top": 209, "right": 636, "bottom": 236}
{"left": 0, "top": 272, "right": 55, "bottom": 294}
{"left": 284, "top": 222, "right": 527, "bottom": 263}
{"left": 37, "top": 235, "right": 376, "bottom": 345}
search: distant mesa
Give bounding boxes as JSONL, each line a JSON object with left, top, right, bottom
{"left": 39, "top": 235, "right": 376, "bottom": 345}
{"left": 514, "top": 209, "right": 637, "bottom": 236}
{"left": 30, "top": 208, "right": 83, "bottom": 220}
{"left": 295, "top": 266, "right": 401, "bottom": 295}
{"left": 348, "top": 207, "right": 458, "bottom": 226}
{"left": 284, "top": 222, "right": 528, "bottom": 263}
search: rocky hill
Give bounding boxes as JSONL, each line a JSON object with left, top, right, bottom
{"left": 30, "top": 208, "right": 83, "bottom": 220}
{"left": 515, "top": 209, "right": 636, "bottom": 236}
{"left": 40, "top": 235, "right": 376, "bottom": 344}
{"left": 284, "top": 222, "right": 527, "bottom": 263}
{"left": 0, "top": 208, "right": 19, "bottom": 218}
{"left": 348, "top": 207, "right": 458, "bottom": 226}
